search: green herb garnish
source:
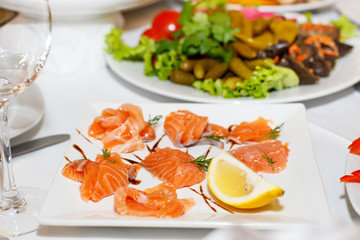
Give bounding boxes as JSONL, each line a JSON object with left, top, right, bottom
{"left": 148, "top": 115, "right": 163, "bottom": 125}
{"left": 187, "top": 155, "right": 212, "bottom": 172}
{"left": 258, "top": 123, "right": 284, "bottom": 141}
{"left": 204, "top": 134, "right": 224, "bottom": 141}
{"left": 102, "top": 149, "right": 110, "bottom": 160}
{"left": 262, "top": 153, "right": 276, "bottom": 171}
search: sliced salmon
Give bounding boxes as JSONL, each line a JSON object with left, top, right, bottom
{"left": 91, "top": 160, "right": 130, "bottom": 202}
{"left": 95, "top": 152, "right": 141, "bottom": 182}
{"left": 199, "top": 123, "right": 230, "bottom": 149}
{"left": 114, "top": 183, "right": 195, "bottom": 218}
{"left": 88, "top": 108, "right": 128, "bottom": 140}
{"left": 203, "top": 123, "right": 229, "bottom": 139}
{"left": 228, "top": 117, "right": 273, "bottom": 143}
{"left": 80, "top": 161, "right": 100, "bottom": 202}
{"left": 164, "top": 110, "right": 208, "bottom": 147}
{"left": 62, "top": 159, "right": 90, "bottom": 182}
{"left": 70, "top": 151, "right": 141, "bottom": 202}
{"left": 142, "top": 147, "right": 206, "bottom": 188}
{"left": 140, "top": 124, "right": 156, "bottom": 142}
{"left": 229, "top": 141, "right": 289, "bottom": 174}
{"left": 88, "top": 104, "right": 156, "bottom": 153}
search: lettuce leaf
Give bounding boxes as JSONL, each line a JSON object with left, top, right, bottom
{"left": 331, "top": 15, "right": 359, "bottom": 42}
{"left": 104, "top": 28, "right": 155, "bottom": 61}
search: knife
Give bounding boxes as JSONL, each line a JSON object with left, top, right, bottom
{"left": 11, "top": 134, "right": 70, "bottom": 157}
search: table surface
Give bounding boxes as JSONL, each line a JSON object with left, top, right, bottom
{"left": 5, "top": 0, "right": 360, "bottom": 239}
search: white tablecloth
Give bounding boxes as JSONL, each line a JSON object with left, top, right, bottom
{"left": 5, "top": 0, "right": 360, "bottom": 239}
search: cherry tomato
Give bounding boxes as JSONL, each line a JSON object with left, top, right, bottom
{"left": 142, "top": 28, "right": 166, "bottom": 41}
{"left": 152, "top": 10, "right": 181, "bottom": 40}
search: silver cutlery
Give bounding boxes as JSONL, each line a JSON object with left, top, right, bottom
{"left": 11, "top": 134, "right": 70, "bottom": 157}
{"left": 355, "top": 82, "right": 360, "bottom": 92}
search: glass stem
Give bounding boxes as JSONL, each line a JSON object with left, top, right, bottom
{"left": 0, "top": 99, "right": 26, "bottom": 211}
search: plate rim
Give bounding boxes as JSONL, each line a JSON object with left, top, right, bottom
{"left": 238, "top": 0, "right": 335, "bottom": 13}
{"left": 335, "top": 0, "right": 360, "bottom": 25}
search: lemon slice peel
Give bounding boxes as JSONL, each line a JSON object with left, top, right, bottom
{"left": 207, "top": 152, "right": 284, "bottom": 209}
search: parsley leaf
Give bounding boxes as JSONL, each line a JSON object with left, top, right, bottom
{"left": 209, "top": 11, "right": 239, "bottom": 44}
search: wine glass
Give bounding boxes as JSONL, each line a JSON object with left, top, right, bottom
{"left": 0, "top": 0, "right": 51, "bottom": 237}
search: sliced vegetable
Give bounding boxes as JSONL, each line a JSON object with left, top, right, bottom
{"left": 348, "top": 137, "right": 360, "bottom": 156}
{"left": 340, "top": 170, "right": 360, "bottom": 183}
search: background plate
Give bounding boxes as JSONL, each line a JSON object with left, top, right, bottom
{"left": 0, "top": 0, "right": 160, "bottom": 20}
{"left": 39, "top": 103, "right": 330, "bottom": 229}
{"left": 106, "top": 36, "right": 360, "bottom": 103}
{"left": 9, "top": 84, "right": 44, "bottom": 139}
{"left": 336, "top": 0, "right": 360, "bottom": 25}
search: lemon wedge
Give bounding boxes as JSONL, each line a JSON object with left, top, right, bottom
{"left": 207, "top": 152, "right": 284, "bottom": 209}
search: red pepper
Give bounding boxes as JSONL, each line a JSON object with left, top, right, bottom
{"left": 348, "top": 137, "right": 360, "bottom": 156}
{"left": 340, "top": 175, "right": 360, "bottom": 183}
{"left": 340, "top": 170, "right": 360, "bottom": 183}
{"left": 351, "top": 169, "right": 360, "bottom": 176}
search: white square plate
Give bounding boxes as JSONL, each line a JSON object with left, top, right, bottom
{"left": 39, "top": 103, "right": 330, "bottom": 229}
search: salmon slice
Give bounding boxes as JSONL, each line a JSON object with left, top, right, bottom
{"left": 199, "top": 123, "right": 230, "bottom": 149}
{"left": 88, "top": 104, "right": 156, "bottom": 153}
{"left": 140, "top": 124, "right": 156, "bottom": 142}
{"left": 62, "top": 159, "right": 90, "bottom": 182}
{"left": 75, "top": 152, "right": 141, "bottom": 202}
{"left": 203, "top": 123, "right": 229, "bottom": 139}
{"left": 91, "top": 160, "right": 130, "bottom": 202}
{"left": 228, "top": 117, "right": 273, "bottom": 143}
{"left": 164, "top": 110, "right": 208, "bottom": 147}
{"left": 229, "top": 141, "right": 289, "bottom": 173}
{"left": 114, "top": 183, "right": 195, "bottom": 218}
{"left": 88, "top": 108, "right": 128, "bottom": 140}
{"left": 142, "top": 147, "right": 206, "bottom": 188}
{"left": 80, "top": 161, "right": 100, "bottom": 202}
{"left": 95, "top": 152, "right": 141, "bottom": 182}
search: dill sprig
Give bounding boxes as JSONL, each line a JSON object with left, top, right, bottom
{"left": 187, "top": 155, "right": 212, "bottom": 172}
{"left": 258, "top": 123, "right": 284, "bottom": 141}
{"left": 148, "top": 115, "right": 163, "bottom": 125}
{"left": 102, "top": 149, "right": 110, "bottom": 160}
{"left": 262, "top": 153, "right": 276, "bottom": 171}
{"left": 203, "top": 134, "right": 224, "bottom": 141}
